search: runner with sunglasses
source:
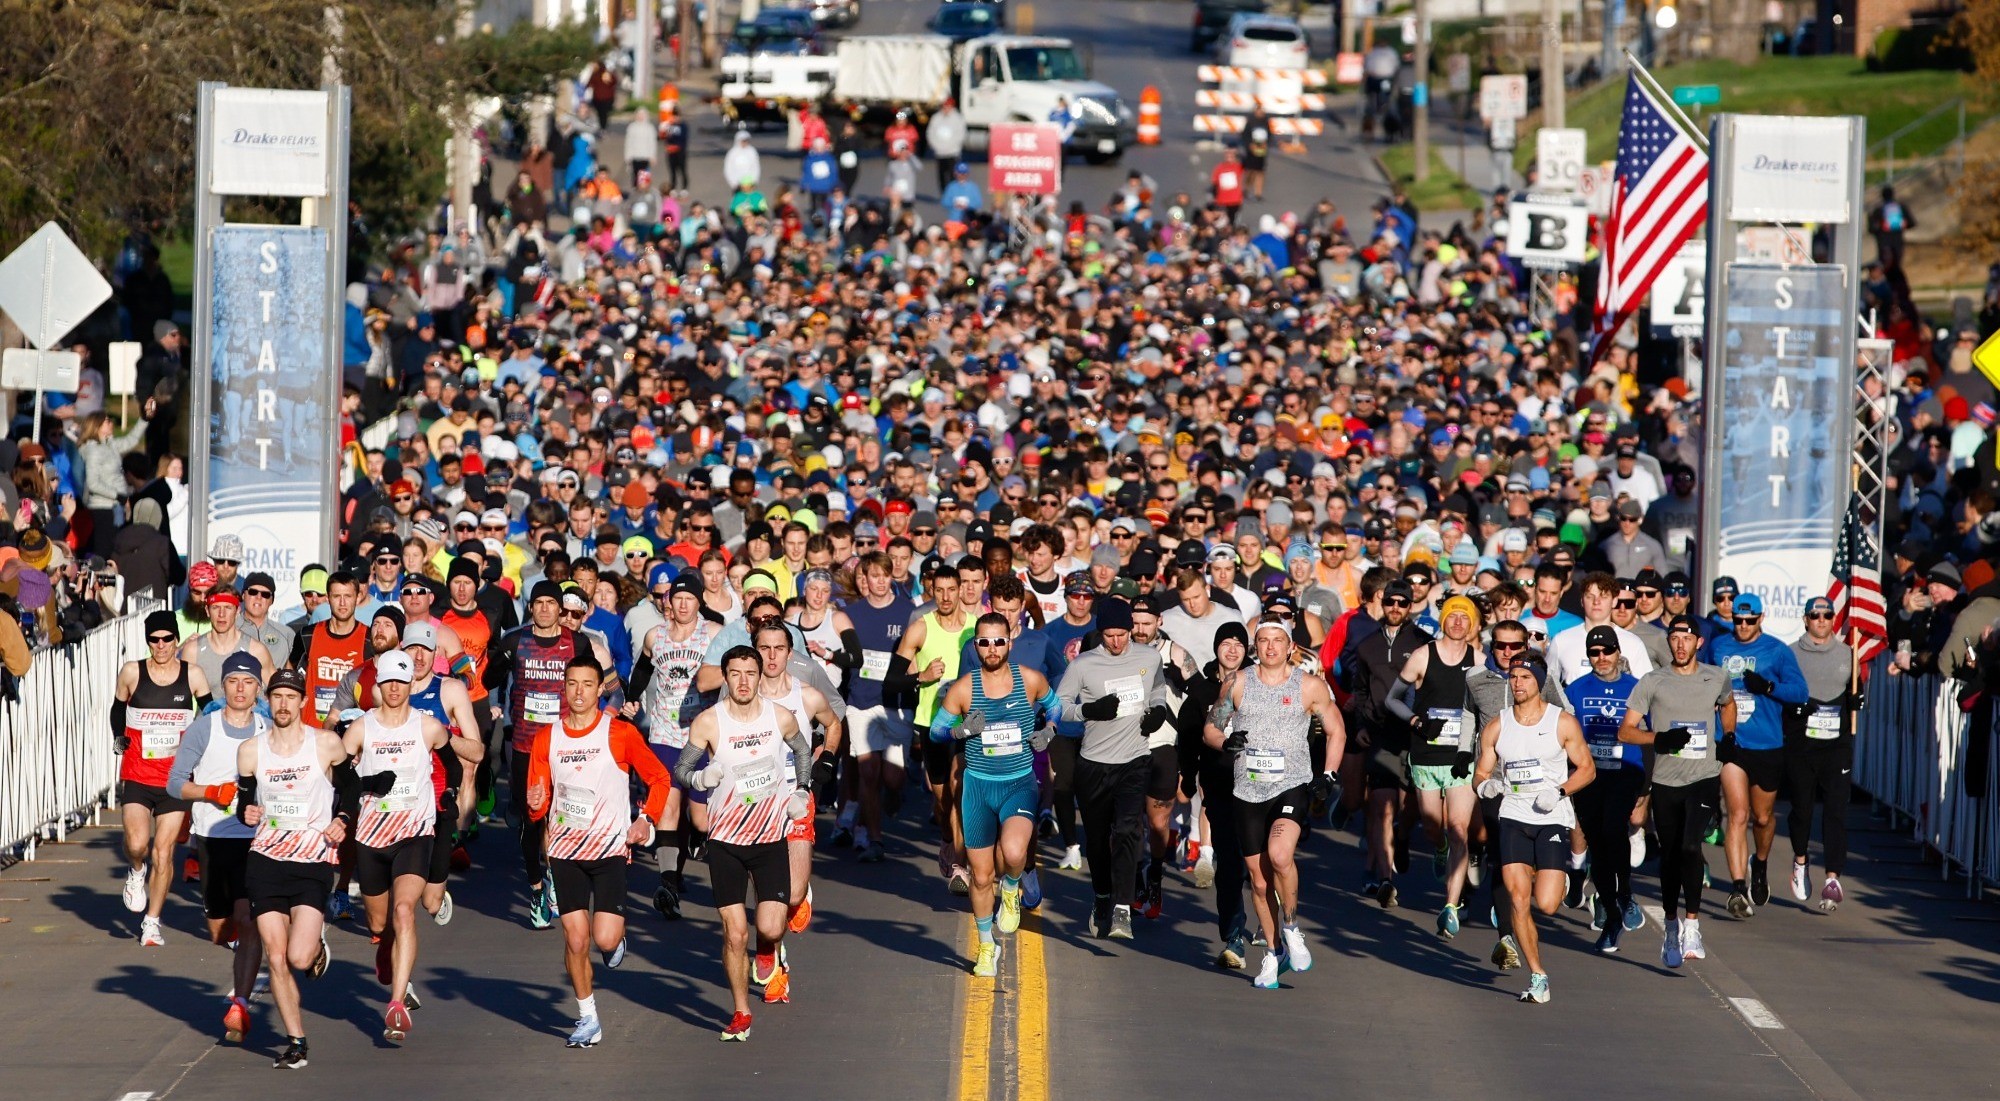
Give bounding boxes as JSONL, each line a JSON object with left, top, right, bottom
{"left": 114, "top": 608, "right": 214, "bottom": 946}
{"left": 1788, "top": 596, "right": 1857, "bottom": 912}
{"left": 1700, "top": 593, "right": 1807, "bottom": 919}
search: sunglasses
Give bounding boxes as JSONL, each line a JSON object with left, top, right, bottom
{"left": 913, "top": 528, "right": 937, "bottom": 537}
{"left": 454, "top": 522, "right": 476, "bottom": 530}
{"left": 974, "top": 637, "right": 1009, "bottom": 648}
{"left": 214, "top": 558, "right": 241, "bottom": 567}
{"left": 1004, "top": 494, "right": 1024, "bottom": 504}
{"left": 626, "top": 551, "right": 648, "bottom": 558}
{"left": 1635, "top": 588, "right": 1661, "bottom": 599}
{"left": 1111, "top": 532, "right": 1133, "bottom": 540}
{"left": 1184, "top": 512, "right": 1208, "bottom": 522}
{"left": 1587, "top": 647, "right": 1618, "bottom": 657}
{"left": 1614, "top": 599, "right": 1637, "bottom": 609}
{"left": 1492, "top": 640, "right": 1527, "bottom": 652}
{"left": 401, "top": 588, "right": 429, "bottom": 599}
{"left": 689, "top": 524, "right": 715, "bottom": 533}
{"left": 244, "top": 588, "right": 274, "bottom": 599}
{"left": 1733, "top": 616, "right": 1761, "bottom": 625}
{"left": 147, "top": 634, "right": 178, "bottom": 644}
{"left": 1383, "top": 597, "right": 1410, "bottom": 608}
{"left": 1805, "top": 612, "right": 1834, "bottom": 620}
{"left": 1149, "top": 465, "right": 1169, "bottom": 473}
{"left": 1038, "top": 498, "right": 1059, "bottom": 506}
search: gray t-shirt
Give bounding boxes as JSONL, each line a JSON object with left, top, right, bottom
{"left": 1626, "top": 663, "right": 1734, "bottom": 787}
{"left": 1057, "top": 644, "right": 1165, "bottom": 765}
{"left": 1160, "top": 603, "right": 1244, "bottom": 670}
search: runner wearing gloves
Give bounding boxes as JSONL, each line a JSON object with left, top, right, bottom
{"left": 1787, "top": 596, "right": 1857, "bottom": 912}
{"left": 1383, "top": 594, "right": 1482, "bottom": 939}
{"left": 1700, "top": 593, "right": 1808, "bottom": 918}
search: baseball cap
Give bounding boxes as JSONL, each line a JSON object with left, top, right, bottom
{"left": 1585, "top": 625, "right": 1620, "bottom": 652}
{"left": 1500, "top": 530, "right": 1529, "bottom": 552}
{"left": 1666, "top": 614, "right": 1700, "bottom": 635}
{"left": 220, "top": 651, "right": 262, "bottom": 682}
{"left": 1733, "top": 593, "right": 1763, "bottom": 616}
{"left": 1712, "top": 575, "right": 1738, "bottom": 598}
{"left": 1616, "top": 499, "right": 1643, "bottom": 519}
{"left": 299, "top": 567, "right": 329, "bottom": 596}
{"left": 1804, "top": 596, "right": 1835, "bottom": 616}
{"left": 375, "top": 651, "right": 415, "bottom": 683}
{"left": 189, "top": 561, "right": 219, "bottom": 590}
{"left": 402, "top": 621, "right": 438, "bottom": 650}
{"left": 266, "top": 667, "right": 308, "bottom": 696}
{"left": 1207, "top": 546, "right": 1238, "bottom": 565}
{"left": 1063, "top": 573, "right": 1096, "bottom": 596}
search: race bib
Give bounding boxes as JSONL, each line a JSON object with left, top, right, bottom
{"left": 1218, "top": 170, "right": 1240, "bottom": 191}
{"left": 809, "top": 160, "right": 830, "bottom": 180}
{"left": 263, "top": 792, "right": 310, "bottom": 831}
{"left": 1674, "top": 723, "right": 1709, "bottom": 760}
{"left": 1503, "top": 758, "right": 1546, "bottom": 794}
{"left": 525, "top": 691, "right": 562, "bottom": 726}
{"left": 733, "top": 756, "right": 780, "bottom": 802}
{"left": 1806, "top": 705, "right": 1842, "bottom": 740}
{"left": 860, "top": 650, "right": 891, "bottom": 681}
{"left": 981, "top": 721, "right": 1024, "bottom": 756}
{"left": 131, "top": 709, "right": 189, "bottom": 758}
{"left": 314, "top": 685, "right": 336, "bottom": 717}
{"left": 1107, "top": 674, "right": 1146, "bottom": 709}
{"left": 555, "top": 783, "right": 597, "bottom": 826}
{"left": 1588, "top": 740, "right": 1623, "bottom": 768}
{"left": 1427, "top": 707, "right": 1462, "bottom": 746}
{"left": 839, "top": 151, "right": 858, "bottom": 168}
{"left": 139, "top": 727, "right": 184, "bottom": 758}
{"left": 1244, "top": 748, "right": 1286, "bottom": 785}
{"left": 382, "top": 773, "right": 422, "bottom": 813}
{"left": 1734, "top": 692, "right": 1756, "bottom": 720}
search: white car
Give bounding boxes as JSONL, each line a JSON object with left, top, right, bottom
{"left": 1216, "top": 14, "right": 1308, "bottom": 70}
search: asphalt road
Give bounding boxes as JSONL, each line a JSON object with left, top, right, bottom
{"left": 5, "top": 784, "right": 1997, "bottom": 1100}
{"left": 675, "top": 0, "right": 1391, "bottom": 226}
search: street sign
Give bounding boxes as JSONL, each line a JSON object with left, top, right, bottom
{"left": 1489, "top": 115, "right": 1517, "bottom": 152}
{"left": 1334, "top": 52, "right": 1364, "bottom": 85}
{"left": 108, "top": 341, "right": 142, "bottom": 396}
{"left": 1649, "top": 240, "right": 1706, "bottom": 337}
{"left": 1672, "top": 84, "right": 1721, "bottom": 107}
{"left": 0, "top": 221, "right": 113, "bottom": 351}
{"left": 1505, "top": 197, "right": 1590, "bottom": 268}
{"left": 1446, "top": 53, "right": 1471, "bottom": 94}
{"left": 1972, "top": 330, "right": 2000, "bottom": 392}
{"left": 1480, "top": 75, "right": 1528, "bottom": 121}
{"left": 1577, "top": 163, "right": 1615, "bottom": 215}
{"left": 0, "top": 348, "right": 80, "bottom": 392}
{"left": 1536, "top": 128, "right": 1587, "bottom": 191}
{"left": 988, "top": 122, "right": 1062, "bottom": 195}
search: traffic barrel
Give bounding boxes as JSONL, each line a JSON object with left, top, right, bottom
{"left": 1137, "top": 85, "right": 1161, "bottom": 145}
{"left": 658, "top": 83, "right": 680, "bottom": 125}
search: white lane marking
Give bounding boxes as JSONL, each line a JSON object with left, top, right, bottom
{"left": 1643, "top": 904, "right": 1668, "bottom": 927}
{"left": 1729, "top": 997, "right": 1786, "bottom": 1030}
{"left": 116, "top": 1093, "right": 155, "bottom": 1101}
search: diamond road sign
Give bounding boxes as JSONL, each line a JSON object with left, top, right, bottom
{"left": 0, "top": 221, "right": 113, "bottom": 350}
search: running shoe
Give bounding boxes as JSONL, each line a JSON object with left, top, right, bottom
{"left": 325, "top": 891, "right": 353, "bottom": 922}
{"left": 309, "top": 930, "right": 330, "bottom": 980}
{"left": 1818, "top": 875, "right": 1844, "bottom": 913}
{"left": 1465, "top": 851, "right": 1485, "bottom": 889}
{"left": 1181, "top": 839, "right": 1202, "bottom": 873}
{"left": 1682, "top": 921, "right": 1707, "bottom": 960}
{"left": 831, "top": 826, "right": 854, "bottom": 849}
{"left": 1108, "top": 904, "right": 1134, "bottom": 940}
{"left": 762, "top": 965, "right": 791, "bottom": 1004}
{"left": 404, "top": 983, "right": 422, "bottom": 1011}
{"left": 936, "top": 844, "right": 953, "bottom": 882}
{"left": 851, "top": 826, "right": 871, "bottom": 854}
{"left": 1192, "top": 847, "right": 1215, "bottom": 889}
{"left": 1281, "top": 923, "right": 1312, "bottom": 972}
{"left": 1374, "top": 878, "right": 1398, "bottom": 909}
{"left": 223, "top": 996, "right": 251, "bottom": 1043}
{"left": 788, "top": 886, "right": 814, "bottom": 934}
{"left": 1726, "top": 888, "right": 1754, "bottom": 920}
{"left": 1037, "top": 810, "right": 1057, "bottom": 840}
{"left": 1595, "top": 923, "right": 1623, "bottom": 954}
{"left": 252, "top": 968, "right": 270, "bottom": 997}
{"left": 720, "top": 1012, "right": 753, "bottom": 1041}
{"left": 857, "top": 841, "right": 886, "bottom": 864}
{"left": 433, "top": 889, "right": 454, "bottom": 927}
{"left": 1021, "top": 869, "right": 1042, "bottom": 910}
{"left": 1092, "top": 897, "right": 1113, "bottom": 938}
{"left": 752, "top": 952, "right": 779, "bottom": 989}
{"left": 1057, "top": 844, "right": 1083, "bottom": 871}
{"left": 1750, "top": 861, "right": 1771, "bottom": 907}
{"left": 1791, "top": 860, "right": 1810, "bottom": 902}
{"left": 998, "top": 882, "right": 1022, "bottom": 935}
{"left": 1436, "top": 903, "right": 1461, "bottom": 940}
{"left": 530, "top": 872, "right": 557, "bottom": 929}
{"left": 1705, "top": 819, "right": 1722, "bottom": 846}
{"left": 1252, "top": 951, "right": 1281, "bottom": 989}
{"left": 1662, "top": 918, "right": 1684, "bottom": 968}
{"left": 1139, "top": 881, "right": 1163, "bottom": 920}
{"left": 122, "top": 866, "right": 147, "bottom": 913}
{"left": 140, "top": 916, "right": 166, "bottom": 947}
{"left": 1432, "top": 843, "right": 1449, "bottom": 880}
{"left": 603, "top": 936, "right": 627, "bottom": 970}
{"left": 273, "top": 1038, "right": 309, "bottom": 1069}
{"left": 1218, "top": 929, "right": 1248, "bottom": 970}
{"left": 655, "top": 879, "right": 683, "bottom": 921}
{"left": 383, "top": 1001, "right": 412, "bottom": 1043}
{"left": 1590, "top": 897, "right": 1607, "bottom": 933}
{"left": 449, "top": 843, "right": 471, "bottom": 873}
{"left": 972, "top": 941, "right": 1002, "bottom": 978}
{"left": 1621, "top": 898, "right": 1645, "bottom": 932}
{"left": 1492, "top": 935, "right": 1521, "bottom": 971}
{"left": 1519, "top": 972, "right": 1550, "bottom": 1004}
{"left": 1629, "top": 825, "right": 1648, "bottom": 869}
{"left": 948, "top": 866, "right": 971, "bottom": 896}
{"left": 1563, "top": 864, "right": 1590, "bottom": 910}
{"left": 184, "top": 855, "right": 201, "bottom": 884}
{"left": 566, "top": 1015, "right": 602, "bottom": 1048}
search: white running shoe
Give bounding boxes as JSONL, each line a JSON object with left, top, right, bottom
{"left": 1628, "top": 826, "right": 1647, "bottom": 869}
{"left": 140, "top": 917, "right": 165, "bottom": 947}
{"left": 1252, "top": 951, "right": 1281, "bottom": 989}
{"left": 1280, "top": 923, "right": 1312, "bottom": 973}
{"left": 122, "top": 866, "right": 148, "bottom": 913}
{"left": 1058, "top": 844, "right": 1083, "bottom": 871}
{"left": 850, "top": 825, "right": 871, "bottom": 853}
{"left": 1682, "top": 921, "right": 1707, "bottom": 960}
{"left": 433, "top": 889, "right": 454, "bottom": 927}
{"left": 1790, "top": 861, "right": 1809, "bottom": 902}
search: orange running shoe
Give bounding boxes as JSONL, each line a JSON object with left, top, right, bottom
{"left": 762, "top": 965, "right": 791, "bottom": 1004}
{"left": 223, "top": 996, "right": 250, "bottom": 1043}
{"left": 383, "top": 1001, "right": 411, "bottom": 1043}
{"left": 787, "top": 885, "right": 813, "bottom": 934}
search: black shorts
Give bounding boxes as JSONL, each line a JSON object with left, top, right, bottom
{"left": 706, "top": 838, "right": 789, "bottom": 909}
{"left": 1363, "top": 745, "right": 1411, "bottom": 792}
{"left": 922, "top": 733, "right": 958, "bottom": 791}
{"left": 1234, "top": 786, "right": 1311, "bottom": 857}
{"left": 246, "top": 851, "right": 336, "bottom": 917}
{"left": 355, "top": 835, "right": 435, "bottom": 896}
{"left": 120, "top": 780, "right": 191, "bottom": 816}
{"left": 550, "top": 856, "right": 628, "bottom": 917}
{"left": 196, "top": 835, "right": 253, "bottom": 918}
{"left": 1496, "top": 817, "right": 1573, "bottom": 872}
{"left": 1730, "top": 746, "right": 1786, "bottom": 793}
{"left": 1146, "top": 744, "right": 1180, "bottom": 803}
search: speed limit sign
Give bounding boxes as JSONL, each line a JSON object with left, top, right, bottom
{"left": 1536, "top": 128, "right": 1586, "bottom": 192}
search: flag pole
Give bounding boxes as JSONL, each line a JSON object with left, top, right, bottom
{"left": 1622, "top": 48, "right": 1708, "bottom": 151}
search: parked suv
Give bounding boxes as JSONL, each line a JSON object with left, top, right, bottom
{"left": 1191, "top": 0, "right": 1267, "bottom": 54}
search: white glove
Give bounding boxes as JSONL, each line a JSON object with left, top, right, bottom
{"left": 786, "top": 789, "right": 811, "bottom": 821}
{"left": 691, "top": 761, "right": 726, "bottom": 792}
{"left": 1532, "top": 788, "right": 1564, "bottom": 815}
{"left": 1030, "top": 725, "right": 1054, "bottom": 752}
{"left": 1476, "top": 777, "right": 1505, "bottom": 801}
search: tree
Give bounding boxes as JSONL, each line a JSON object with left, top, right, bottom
{"left": 1951, "top": 3, "right": 2000, "bottom": 251}
{"left": 0, "top": 1, "right": 594, "bottom": 261}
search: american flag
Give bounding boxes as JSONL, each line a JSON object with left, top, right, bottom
{"left": 1826, "top": 495, "right": 1888, "bottom": 664}
{"left": 1589, "top": 76, "right": 1710, "bottom": 364}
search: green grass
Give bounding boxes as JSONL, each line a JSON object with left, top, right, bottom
{"left": 1379, "top": 143, "right": 1486, "bottom": 212}
{"left": 159, "top": 237, "right": 196, "bottom": 300}
{"left": 1515, "top": 56, "right": 1987, "bottom": 172}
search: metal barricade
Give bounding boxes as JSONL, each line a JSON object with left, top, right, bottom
{"left": 1850, "top": 652, "right": 1999, "bottom": 895}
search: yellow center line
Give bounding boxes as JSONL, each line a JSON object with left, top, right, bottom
{"left": 958, "top": 918, "right": 995, "bottom": 1101}
{"left": 1017, "top": 910, "right": 1050, "bottom": 1101}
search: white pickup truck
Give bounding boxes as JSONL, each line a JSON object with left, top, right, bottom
{"left": 833, "top": 34, "right": 1135, "bottom": 163}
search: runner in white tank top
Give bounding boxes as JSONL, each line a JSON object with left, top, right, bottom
{"left": 753, "top": 620, "right": 846, "bottom": 940}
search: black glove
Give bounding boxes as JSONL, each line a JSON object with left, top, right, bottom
{"left": 1310, "top": 770, "right": 1340, "bottom": 806}
{"left": 113, "top": 734, "right": 131, "bottom": 755}
{"left": 812, "top": 754, "right": 837, "bottom": 791}
{"left": 359, "top": 770, "right": 398, "bottom": 797}
{"left": 438, "top": 789, "right": 459, "bottom": 826}
{"left": 234, "top": 775, "right": 260, "bottom": 825}
{"left": 1717, "top": 732, "right": 1738, "bottom": 765}
{"left": 1653, "top": 727, "right": 1693, "bottom": 756}
{"left": 1081, "top": 693, "right": 1121, "bottom": 721}
{"left": 1742, "top": 670, "right": 1774, "bottom": 696}
{"left": 1222, "top": 728, "right": 1248, "bottom": 756}
{"left": 1450, "top": 751, "right": 1474, "bottom": 779}
{"left": 1141, "top": 704, "right": 1172, "bottom": 734}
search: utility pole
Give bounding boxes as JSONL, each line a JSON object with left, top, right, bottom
{"left": 1541, "top": 0, "right": 1564, "bottom": 128}
{"left": 449, "top": 1, "right": 477, "bottom": 237}
{"left": 635, "top": 0, "right": 654, "bottom": 107}
{"left": 1413, "top": 0, "right": 1430, "bottom": 182}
